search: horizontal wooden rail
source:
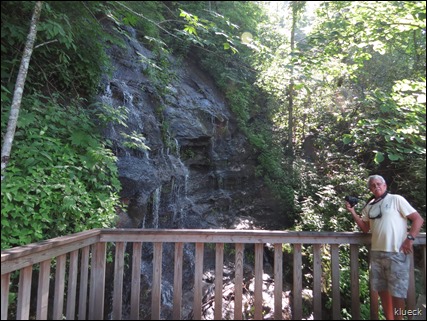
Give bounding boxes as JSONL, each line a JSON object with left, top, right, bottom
{"left": 1, "top": 229, "right": 426, "bottom": 320}
{"left": 99, "top": 229, "right": 374, "bottom": 244}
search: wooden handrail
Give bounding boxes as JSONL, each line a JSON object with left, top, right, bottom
{"left": 1, "top": 229, "right": 102, "bottom": 267}
{"left": 1, "top": 230, "right": 426, "bottom": 320}
{"left": 99, "top": 229, "right": 374, "bottom": 243}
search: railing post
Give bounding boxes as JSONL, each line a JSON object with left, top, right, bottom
{"left": 424, "top": 245, "right": 426, "bottom": 293}
{"left": 313, "top": 244, "right": 322, "bottom": 320}
{"left": 407, "top": 253, "right": 415, "bottom": 320}
{"left": 131, "top": 242, "right": 142, "bottom": 320}
{"left": 151, "top": 242, "right": 162, "bottom": 320}
{"left": 254, "top": 243, "right": 264, "bottom": 319}
{"left": 112, "top": 242, "right": 125, "bottom": 320}
{"left": 193, "top": 243, "right": 204, "bottom": 320}
{"left": 78, "top": 246, "right": 90, "bottom": 320}
{"left": 66, "top": 251, "right": 79, "bottom": 320}
{"left": 173, "top": 242, "right": 184, "bottom": 320}
{"left": 274, "top": 243, "right": 283, "bottom": 320}
{"left": 215, "top": 243, "right": 224, "bottom": 320}
{"left": 234, "top": 243, "right": 244, "bottom": 320}
{"left": 330, "top": 244, "right": 340, "bottom": 319}
{"left": 369, "top": 247, "right": 379, "bottom": 320}
{"left": 350, "top": 244, "right": 360, "bottom": 320}
{"left": 293, "top": 243, "right": 302, "bottom": 320}
{"left": 89, "top": 242, "right": 106, "bottom": 320}
{"left": 1, "top": 273, "right": 11, "bottom": 320}
{"left": 36, "top": 259, "right": 51, "bottom": 320}
{"left": 16, "top": 266, "right": 32, "bottom": 320}
{"left": 52, "top": 254, "right": 66, "bottom": 319}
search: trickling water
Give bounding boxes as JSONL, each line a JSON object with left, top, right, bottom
{"left": 174, "top": 137, "right": 180, "bottom": 156}
{"left": 167, "top": 138, "right": 191, "bottom": 227}
{"left": 141, "top": 214, "right": 146, "bottom": 229}
{"left": 152, "top": 186, "right": 161, "bottom": 228}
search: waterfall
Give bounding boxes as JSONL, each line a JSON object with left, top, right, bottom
{"left": 170, "top": 138, "right": 190, "bottom": 226}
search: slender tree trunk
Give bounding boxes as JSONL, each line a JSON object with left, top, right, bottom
{"left": 1, "top": 1, "right": 43, "bottom": 180}
{"left": 287, "top": 1, "right": 305, "bottom": 163}
{"left": 287, "top": 2, "right": 298, "bottom": 161}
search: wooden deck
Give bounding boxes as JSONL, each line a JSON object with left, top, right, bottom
{"left": 1, "top": 229, "right": 426, "bottom": 320}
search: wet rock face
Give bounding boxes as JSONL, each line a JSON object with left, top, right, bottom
{"left": 99, "top": 23, "right": 288, "bottom": 231}
{"left": 99, "top": 22, "right": 291, "bottom": 319}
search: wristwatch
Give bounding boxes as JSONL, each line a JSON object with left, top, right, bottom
{"left": 407, "top": 234, "right": 415, "bottom": 241}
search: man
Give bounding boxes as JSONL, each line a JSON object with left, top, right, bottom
{"left": 346, "top": 175, "right": 424, "bottom": 320}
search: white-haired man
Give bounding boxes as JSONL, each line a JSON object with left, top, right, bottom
{"left": 346, "top": 175, "right": 424, "bottom": 320}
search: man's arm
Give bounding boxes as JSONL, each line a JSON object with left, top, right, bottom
{"left": 346, "top": 202, "right": 370, "bottom": 233}
{"left": 400, "top": 211, "right": 424, "bottom": 254}
{"left": 407, "top": 212, "right": 424, "bottom": 238}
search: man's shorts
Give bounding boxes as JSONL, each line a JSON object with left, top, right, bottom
{"left": 370, "top": 251, "right": 410, "bottom": 298}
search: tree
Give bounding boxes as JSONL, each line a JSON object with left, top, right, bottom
{"left": 1, "top": 1, "right": 43, "bottom": 180}
{"left": 287, "top": 1, "right": 306, "bottom": 160}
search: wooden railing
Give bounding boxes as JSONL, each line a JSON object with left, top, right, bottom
{"left": 1, "top": 229, "right": 426, "bottom": 320}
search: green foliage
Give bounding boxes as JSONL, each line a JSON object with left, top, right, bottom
{"left": 121, "top": 131, "right": 150, "bottom": 151}
{"left": 111, "top": 1, "right": 166, "bottom": 44}
{"left": 95, "top": 103, "right": 129, "bottom": 128}
{"left": 1, "top": 94, "right": 120, "bottom": 249}
{"left": 343, "top": 80, "right": 426, "bottom": 165}
{"left": 1, "top": 1, "right": 116, "bottom": 99}
{"left": 293, "top": 158, "right": 370, "bottom": 233}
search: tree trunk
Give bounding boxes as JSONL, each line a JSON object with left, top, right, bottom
{"left": 287, "top": 2, "right": 298, "bottom": 161}
{"left": 1, "top": 1, "right": 43, "bottom": 180}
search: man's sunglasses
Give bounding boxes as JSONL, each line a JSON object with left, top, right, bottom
{"left": 368, "top": 205, "right": 382, "bottom": 220}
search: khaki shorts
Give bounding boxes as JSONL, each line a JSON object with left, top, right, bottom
{"left": 370, "top": 251, "right": 410, "bottom": 298}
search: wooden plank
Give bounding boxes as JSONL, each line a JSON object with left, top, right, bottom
{"left": 369, "top": 247, "right": 379, "bottom": 320}
{"left": 331, "top": 244, "right": 340, "bottom": 319}
{"left": 66, "top": 250, "right": 79, "bottom": 320}
{"left": 424, "top": 245, "right": 426, "bottom": 296}
{"left": 36, "top": 259, "right": 51, "bottom": 320}
{"left": 215, "top": 243, "right": 224, "bottom": 320}
{"left": 254, "top": 243, "right": 263, "bottom": 319}
{"left": 273, "top": 243, "right": 283, "bottom": 320}
{"left": 16, "top": 266, "right": 32, "bottom": 320}
{"left": 407, "top": 253, "right": 415, "bottom": 316}
{"left": 234, "top": 243, "right": 244, "bottom": 320}
{"left": 99, "top": 229, "right": 376, "bottom": 245}
{"left": 293, "top": 244, "right": 302, "bottom": 320}
{"left": 151, "top": 242, "right": 162, "bottom": 320}
{"left": 1, "top": 235, "right": 99, "bottom": 274}
{"left": 350, "top": 245, "right": 360, "bottom": 320}
{"left": 173, "top": 242, "right": 183, "bottom": 320}
{"left": 193, "top": 243, "right": 204, "bottom": 320}
{"left": 131, "top": 242, "right": 142, "bottom": 320}
{"left": 313, "top": 244, "right": 322, "bottom": 320}
{"left": 1, "top": 273, "right": 10, "bottom": 320}
{"left": 78, "top": 246, "right": 90, "bottom": 320}
{"left": 53, "top": 254, "right": 66, "bottom": 320}
{"left": 89, "top": 242, "right": 106, "bottom": 319}
{"left": 1, "top": 229, "right": 101, "bottom": 262}
{"left": 112, "top": 242, "right": 125, "bottom": 320}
